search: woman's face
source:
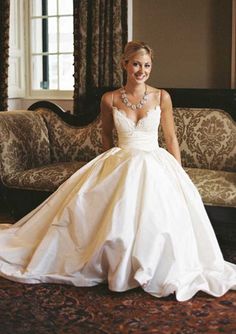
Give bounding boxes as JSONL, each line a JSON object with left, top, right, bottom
{"left": 125, "top": 52, "right": 152, "bottom": 84}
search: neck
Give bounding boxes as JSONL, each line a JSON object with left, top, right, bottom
{"left": 124, "top": 83, "right": 146, "bottom": 96}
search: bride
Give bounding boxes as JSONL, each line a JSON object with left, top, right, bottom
{"left": 0, "top": 41, "right": 235, "bottom": 302}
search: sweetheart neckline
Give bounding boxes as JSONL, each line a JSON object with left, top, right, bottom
{"left": 112, "top": 106, "right": 161, "bottom": 127}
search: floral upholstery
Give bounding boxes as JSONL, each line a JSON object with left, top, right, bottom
{"left": 159, "top": 108, "right": 236, "bottom": 171}
{"left": 0, "top": 109, "right": 96, "bottom": 192}
{"left": 185, "top": 168, "right": 236, "bottom": 207}
{"left": 0, "top": 111, "right": 51, "bottom": 176}
{"left": 37, "top": 108, "right": 104, "bottom": 162}
{"left": 3, "top": 161, "right": 87, "bottom": 192}
{"left": 173, "top": 108, "right": 236, "bottom": 172}
{"left": 0, "top": 107, "right": 235, "bottom": 209}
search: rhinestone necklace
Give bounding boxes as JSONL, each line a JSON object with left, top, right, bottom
{"left": 120, "top": 86, "right": 148, "bottom": 110}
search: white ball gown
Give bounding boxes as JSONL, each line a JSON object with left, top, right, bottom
{"left": 0, "top": 105, "right": 235, "bottom": 302}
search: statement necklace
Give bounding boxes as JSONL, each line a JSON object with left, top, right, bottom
{"left": 120, "top": 86, "right": 148, "bottom": 110}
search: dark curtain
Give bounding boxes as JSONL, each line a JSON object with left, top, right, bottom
{"left": 0, "top": 1, "right": 10, "bottom": 111}
{"left": 73, "top": 0, "right": 128, "bottom": 118}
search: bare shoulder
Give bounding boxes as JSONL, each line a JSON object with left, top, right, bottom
{"left": 145, "top": 85, "right": 160, "bottom": 104}
{"left": 161, "top": 89, "right": 171, "bottom": 100}
{"left": 160, "top": 89, "right": 173, "bottom": 109}
{"left": 146, "top": 85, "right": 160, "bottom": 95}
{"left": 101, "top": 89, "right": 120, "bottom": 108}
{"left": 100, "top": 91, "right": 112, "bottom": 108}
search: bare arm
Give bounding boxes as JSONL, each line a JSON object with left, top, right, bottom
{"left": 160, "top": 90, "right": 181, "bottom": 165}
{"left": 100, "top": 92, "right": 114, "bottom": 151}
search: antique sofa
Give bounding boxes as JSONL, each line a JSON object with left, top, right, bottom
{"left": 0, "top": 102, "right": 235, "bottom": 241}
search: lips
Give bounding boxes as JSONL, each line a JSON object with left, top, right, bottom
{"left": 135, "top": 74, "right": 145, "bottom": 80}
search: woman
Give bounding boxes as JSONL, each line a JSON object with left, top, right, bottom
{"left": 0, "top": 41, "right": 235, "bottom": 301}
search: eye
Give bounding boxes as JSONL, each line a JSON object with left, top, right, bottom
{"left": 133, "top": 62, "right": 139, "bottom": 67}
{"left": 145, "top": 64, "right": 151, "bottom": 68}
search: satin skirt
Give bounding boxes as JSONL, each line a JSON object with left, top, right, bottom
{"left": 0, "top": 147, "right": 235, "bottom": 301}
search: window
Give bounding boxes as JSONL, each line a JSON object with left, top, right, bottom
{"left": 8, "top": 0, "right": 25, "bottom": 99}
{"left": 29, "top": 0, "right": 74, "bottom": 97}
{"left": 9, "top": 0, "right": 74, "bottom": 99}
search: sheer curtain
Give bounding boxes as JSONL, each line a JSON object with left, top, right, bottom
{"left": 0, "top": 1, "right": 10, "bottom": 111}
{"left": 73, "top": 0, "right": 128, "bottom": 117}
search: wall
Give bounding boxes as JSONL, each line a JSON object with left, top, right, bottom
{"left": 7, "top": 0, "right": 232, "bottom": 111}
{"left": 133, "top": 0, "right": 232, "bottom": 88}
{"left": 8, "top": 98, "right": 73, "bottom": 112}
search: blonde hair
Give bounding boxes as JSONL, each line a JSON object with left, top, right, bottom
{"left": 121, "top": 41, "right": 154, "bottom": 68}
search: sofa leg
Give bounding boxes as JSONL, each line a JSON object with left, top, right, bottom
{"left": 0, "top": 184, "right": 52, "bottom": 220}
{"left": 205, "top": 205, "right": 236, "bottom": 246}
{"left": 0, "top": 186, "right": 15, "bottom": 221}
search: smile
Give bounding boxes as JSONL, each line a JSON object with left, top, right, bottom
{"left": 135, "top": 74, "right": 146, "bottom": 80}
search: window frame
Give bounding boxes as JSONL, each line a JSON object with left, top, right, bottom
{"left": 25, "top": 0, "right": 74, "bottom": 100}
{"left": 8, "top": 0, "right": 25, "bottom": 99}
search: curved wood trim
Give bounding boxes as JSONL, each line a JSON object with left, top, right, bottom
{"left": 28, "top": 100, "right": 91, "bottom": 126}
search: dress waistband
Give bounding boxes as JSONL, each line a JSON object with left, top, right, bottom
{"left": 118, "top": 132, "right": 158, "bottom": 151}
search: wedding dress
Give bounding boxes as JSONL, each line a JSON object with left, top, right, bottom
{"left": 0, "top": 105, "right": 235, "bottom": 301}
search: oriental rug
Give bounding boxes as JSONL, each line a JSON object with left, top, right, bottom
{"left": 0, "top": 243, "right": 235, "bottom": 334}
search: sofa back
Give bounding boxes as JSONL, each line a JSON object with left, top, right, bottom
{"left": 0, "top": 111, "right": 51, "bottom": 176}
{"left": 0, "top": 107, "right": 234, "bottom": 178}
{"left": 37, "top": 108, "right": 236, "bottom": 171}
{"left": 39, "top": 107, "right": 236, "bottom": 172}
{"left": 37, "top": 108, "right": 104, "bottom": 163}
{"left": 173, "top": 108, "right": 236, "bottom": 171}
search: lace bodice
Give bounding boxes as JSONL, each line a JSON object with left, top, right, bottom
{"left": 112, "top": 106, "right": 161, "bottom": 151}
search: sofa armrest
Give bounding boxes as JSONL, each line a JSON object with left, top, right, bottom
{"left": 0, "top": 111, "right": 51, "bottom": 177}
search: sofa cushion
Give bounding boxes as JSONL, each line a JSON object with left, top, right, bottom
{"left": 0, "top": 111, "right": 51, "bottom": 176}
{"left": 2, "top": 161, "right": 87, "bottom": 192}
{"left": 185, "top": 167, "right": 236, "bottom": 207}
{"left": 37, "top": 109, "right": 104, "bottom": 163}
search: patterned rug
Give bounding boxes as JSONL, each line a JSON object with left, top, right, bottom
{"left": 0, "top": 243, "right": 235, "bottom": 334}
